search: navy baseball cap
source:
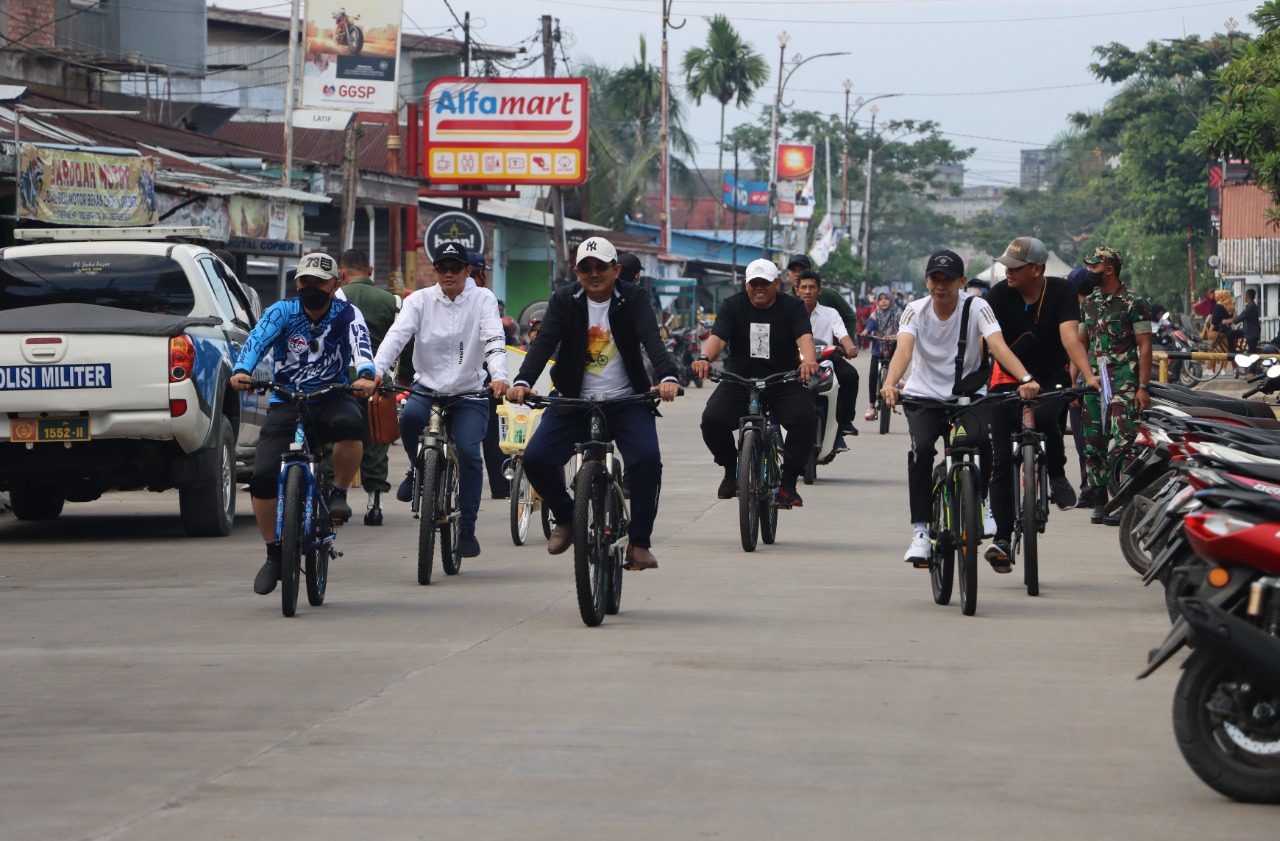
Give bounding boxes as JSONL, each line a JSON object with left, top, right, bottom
{"left": 1068, "top": 266, "right": 1093, "bottom": 294}
{"left": 925, "top": 249, "right": 965, "bottom": 280}
{"left": 467, "top": 251, "right": 487, "bottom": 270}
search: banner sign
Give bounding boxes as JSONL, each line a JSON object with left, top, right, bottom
{"left": 722, "top": 173, "right": 769, "bottom": 213}
{"left": 423, "top": 211, "right": 485, "bottom": 260}
{"left": 777, "top": 144, "right": 815, "bottom": 181}
{"left": 17, "top": 144, "right": 158, "bottom": 226}
{"left": 424, "top": 77, "right": 589, "bottom": 186}
{"left": 301, "top": 0, "right": 403, "bottom": 113}
{"left": 225, "top": 196, "right": 304, "bottom": 256}
{"left": 773, "top": 144, "right": 815, "bottom": 227}
{"left": 157, "top": 194, "right": 232, "bottom": 241}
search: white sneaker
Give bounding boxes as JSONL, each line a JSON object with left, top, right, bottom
{"left": 904, "top": 530, "right": 931, "bottom": 565}
{"left": 982, "top": 501, "right": 996, "bottom": 538}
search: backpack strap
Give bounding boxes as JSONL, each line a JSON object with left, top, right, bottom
{"left": 953, "top": 295, "right": 976, "bottom": 396}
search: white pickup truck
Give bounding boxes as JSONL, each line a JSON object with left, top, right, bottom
{"left": 0, "top": 240, "right": 272, "bottom": 535}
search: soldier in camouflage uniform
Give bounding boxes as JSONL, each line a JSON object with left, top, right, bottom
{"left": 1078, "top": 246, "right": 1153, "bottom": 526}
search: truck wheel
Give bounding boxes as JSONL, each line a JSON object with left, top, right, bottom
{"left": 9, "top": 487, "right": 64, "bottom": 521}
{"left": 180, "top": 419, "right": 236, "bottom": 537}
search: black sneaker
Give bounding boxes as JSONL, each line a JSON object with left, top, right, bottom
{"left": 777, "top": 484, "right": 803, "bottom": 509}
{"left": 1049, "top": 475, "right": 1077, "bottom": 510}
{"left": 396, "top": 471, "right": 414, "bottom": 502}
{"left": 1076, "top": 486, "right": 1095, "bottom": 509}
{"left": 328, "top": 488, "right": 353, "bottom": 522}
{"left": 459, "top": 529, "right": 481, "bottom": 557}
{"left": 254, "top": 542, "right": 282, "bottom": 595}
{"left": 984, "top": 540, "right": 1013, "bottom": 574}
{"left": 717, "top": 477, "right": 738, "bottom": 499}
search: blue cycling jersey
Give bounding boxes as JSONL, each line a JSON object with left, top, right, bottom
{"left": 232, "top": 297, "right": 375, "bottom": 403}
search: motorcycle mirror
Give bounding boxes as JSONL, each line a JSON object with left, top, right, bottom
{"left": 1264, "top": 358, "right": 1277, "bottom": 368}
{"left": 1267, "top": 365, "right": 1280, "bottom": 379}
{"left": 1235, "top": 353, "right": 1260, "bottom": 368}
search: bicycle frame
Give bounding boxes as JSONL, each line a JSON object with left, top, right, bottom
{"left": 735, "top": 385, "right": 782, "bottom": 499}
{"left": 273, "top": 419, "right": 331, "bottom": 556}
{"left": 1011, "top": 401, "right": 1049, "bottom": 539}
{"left": 411, "top": 400, "right": 455, "bottom": 519}
{"left": 574, "top": 409, "right": 629, "bottom": 556}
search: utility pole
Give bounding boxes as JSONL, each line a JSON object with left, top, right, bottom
{"left": 282, "top": 0, "right": 301, "bottom": 189}
{"left": 841, "top": 80, "right": 851, "bottom": 233}
{"left": 340, "top": 121, "right": 360, "bottom": 251}
{"left": 542, "top": 15, "right": 567, "bottom": 289}
{"left": 861, "top": 105, "right": 878, "bottom": 271}
{"left": 766, "top": 31, "right": 789, "bottom": 256}
{"left": 463, "top": 11, "right": 471, "bottom": 77}
{"left": 659, "top": 2, "right": 683, "bottom": 254}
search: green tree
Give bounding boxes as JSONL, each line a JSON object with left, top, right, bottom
{"left": 1193, "top": 2, "right": 1280, "bottom": 224}
{"left": 681, "top": 14, "right": 770, "bottom": 235}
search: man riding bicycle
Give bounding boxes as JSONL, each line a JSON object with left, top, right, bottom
{"left": 982, "top": 237, "right": 1100, "bottom": 563}
{"left": 879, "top": 249, "right": 1039, "bottom": 571}
{"left": 372, "top": 240, "right": 509, "bottom": 559}
{"left": 506, "top": 236, "right": 680, "bottom": 571}
{"left": 229, "top": 252, "right": 377, "bottom": 596}
{"left": 692, "top": 258, "right": 819, "bottom": 509}
{"left": 796, "top": 269, "right": 859, "bottom": 451}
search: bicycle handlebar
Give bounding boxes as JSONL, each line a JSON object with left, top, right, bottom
{"left": 900, "top": 385, "right": 1093, "bottom": 413}
{"left": 522, "top": 389, "right": 682, "bottom": 410}
{"left": 247, "top": 380, "right": 360, "bottom": 403}
{"left": 377, "top": 383, "right": 492, "bottom": 401}
{"left": 706, "top": 369, "right": 801, "bottom": 388}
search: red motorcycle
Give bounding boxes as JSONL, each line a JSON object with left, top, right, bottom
{"left": 332, "top": 9, "right": 364, "bottom": 55}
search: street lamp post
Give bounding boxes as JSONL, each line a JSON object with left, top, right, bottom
{"left": 841, "top": 79, "right": 852, "bottom": 232}
{"left": 861, "top": 104, "right": 878, "bottom": 271}
{"left": 764, "top": 35, "right": 848, "bottom": 257}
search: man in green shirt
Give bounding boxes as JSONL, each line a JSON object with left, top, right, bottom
{"left": 338, "top": 248, "right": 409, "bottom": 525}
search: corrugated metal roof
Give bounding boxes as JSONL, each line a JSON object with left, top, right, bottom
{"left": 1222, "top": 183, "right": 1280, "bottom": 240}
{"left": 216, "top": 120, "right": 398, "bottom": 173}
{"left": 1220, "top": 238, "right": 1280, "bottom": 275}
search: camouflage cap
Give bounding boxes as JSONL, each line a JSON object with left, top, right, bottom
{"left": 1083, "top": 245, "right": 1123, "bottom": 269}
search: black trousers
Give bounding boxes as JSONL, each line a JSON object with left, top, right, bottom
{"left": 903, "top": 402, "right": 991, "bottom": 525}
{"left": 701, "top": 380, "right": 815, "bottom": 481}
{"left": 986, "top": 394, "right": 1068, "bottom": 542}
{"left": 830, "top": 356, "right": 859, "bottom": 426}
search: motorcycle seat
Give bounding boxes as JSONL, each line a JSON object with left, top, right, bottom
{"left": 1149, "top": 382, "right": 1278, "bottom": 419}
{"left": 1177, "top": 406, "right": 1280, "bottom": 431}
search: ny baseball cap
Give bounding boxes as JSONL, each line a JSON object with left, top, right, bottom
{"left": 295, "top": 252, "right": 339, "bottom": 282}
{"left": 1083, "top": 245, "right": 1124, "bottom": 270}
{"left": 924, "top": 249, "right": 965, "bottom": 280}
{"left": 575, "top": 236, "right": 618, "bottom": 266}
{"left": 467, "top": 251, "right": 487, "bottom": 270}
{"left": 433, "top": 241, "right": 467, "bottom": 265}
{"left": 787, "top": 253, "right": 812, "bottom": 270}
{"left": 995, "top": 236, "right": 1049, "bottom": 268}
{"left": 745, "top": 258, "right": 780, "bottom": 282}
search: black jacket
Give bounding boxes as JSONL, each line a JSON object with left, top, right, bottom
{"left": 514, "top": 280, "right": 678, "bottom": 397}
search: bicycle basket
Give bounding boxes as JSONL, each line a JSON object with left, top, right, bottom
{"left": 496, "top": 401, "right": 542, "bottom": 454}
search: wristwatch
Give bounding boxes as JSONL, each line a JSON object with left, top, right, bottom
{"left": 1019, "top": 374, "right": 1034, "bottom": 384}
{"left": 696, "top": 354, "right": 709, "bottom": 362}
{"left": 1137, "top": 383, "right": 1150, "bottom": 391}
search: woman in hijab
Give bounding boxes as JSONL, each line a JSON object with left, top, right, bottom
{"left": 1206, "top": 289, "right": 1237, "bottom": 372}
{"left": 860, "top": 289, "right": 902, "bottom": 420}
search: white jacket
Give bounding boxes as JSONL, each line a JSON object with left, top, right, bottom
{"left": 375, "top": 284, "right": 508, "bottom": 392}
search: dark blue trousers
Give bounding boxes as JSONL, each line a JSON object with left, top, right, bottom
{"left": 521, "top": 403, "right": 662, "bottom": 548}
{"left": 400, "top": 394, "right": 488, "bottom": 531}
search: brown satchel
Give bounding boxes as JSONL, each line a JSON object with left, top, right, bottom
{"left": 367, "top": 391, "right": 400, "bottom": 445}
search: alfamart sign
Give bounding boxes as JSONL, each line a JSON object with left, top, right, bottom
{"left": 424, "top": 77, "right": 589, "bottom": 186}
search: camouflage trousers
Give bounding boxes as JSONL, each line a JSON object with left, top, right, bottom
{"left": 1082, "top": 361, "right": 1141, "bottom": 489}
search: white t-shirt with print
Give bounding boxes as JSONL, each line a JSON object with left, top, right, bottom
{"left": 808, "top": 302, "right": 849, "bottom": 346}
{"left": 898, "top": 292, "right": 1002, "bottom": 401}
{"left": 582, "top": 298, "right": 633, "bottom": 398}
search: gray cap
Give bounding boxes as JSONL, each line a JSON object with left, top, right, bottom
{"left": 994, "top": 236, "right": 1048, "bottom": 269}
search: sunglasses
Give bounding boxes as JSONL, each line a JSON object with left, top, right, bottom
{"left": 308, "top": 322, "right": 323, "bottom": 354}
{"left": 434, "top": 261, "right": 468, "bottom": 274}
{"left": 747, "top": 278, "right": 775, "bottom": 287}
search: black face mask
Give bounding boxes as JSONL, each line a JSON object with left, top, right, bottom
{"left": 297, "top": 285, "right": 332, "bottom": 311}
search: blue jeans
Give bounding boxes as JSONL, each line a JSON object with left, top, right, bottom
{"left": 400, "top": 394, "right": 488, "bottom": 531}
{"left": 521, "top": 403, "right": 663, "bottom": 548}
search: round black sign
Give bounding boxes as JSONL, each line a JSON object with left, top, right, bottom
{"left": 423, "top": 211, "right": 485, "bottom": 260}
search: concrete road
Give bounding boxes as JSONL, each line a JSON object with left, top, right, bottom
{"left": 3, "top": 368, "right": 1277, "bottom": 840}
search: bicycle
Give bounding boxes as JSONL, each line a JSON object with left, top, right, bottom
{"left": 901, "top": 394, "right": 999, "bottom": 616}
{"left": 380, "top": 384, "right": 490, "bottom": 584}
{"left": 875, "top": 340, "right": 897, "bottom": 435}
{"left": 1006, "top": 387, "right": 1091, "bottom": 597}
{"left": 523, "top": 390, "right": 673, "bottom": 627}
{"left": 707, "top": 368, "right": 801, "bottom": 553}
{"left": 247, "top": 380, "right": 357, "bottom": 617}
{"left": 496, "top": 399, "right": 553, "bottom": 546}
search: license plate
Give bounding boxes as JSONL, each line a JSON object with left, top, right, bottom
{"left": 10, "top": 417, "right": 90, "bottom": 443}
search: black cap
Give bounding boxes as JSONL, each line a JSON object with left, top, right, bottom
{"left": 964, "top": 278, "right": 990, "bottom": 291}
{"left": 925, "top": 249, "right": 964, "bottom": 280}
{"left": 617, "top": 251, "right": 642, "bottom": 283}
{"left": 433, "top": 241, "right": 466, "bottom": 264}
{"left": 467, "top": 251, "right": 487, "bottom": 270}
{"left": 787, "top": 253, "right": 811, "bottom": 270}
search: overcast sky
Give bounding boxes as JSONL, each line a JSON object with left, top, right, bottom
{"left": 228, "top": 0, "right": 1263, "bottom": 187}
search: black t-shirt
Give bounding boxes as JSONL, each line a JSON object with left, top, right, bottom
{"left": 713, "top": 291, "right": 812, "bottom": 377}
{"left": 984, "top": 276, "right": 1080, "bottom": 384}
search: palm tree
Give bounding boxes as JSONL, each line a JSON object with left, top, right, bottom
{"left": 681, "top": 15, "right": 770, "bottom": 234}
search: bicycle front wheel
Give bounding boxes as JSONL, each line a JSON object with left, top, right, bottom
{"left": 878, "top": 364, "right": 891, "bottom": 434}
{"left": 1021, "top": 446, "right": 1040, "bottom": 597}
{"left": 417, "top": 450, "right": 441, "bottom": 585}
{"left": 738, "top": 428, "right": 761, "bottom": 552}
{"left": 957, "top": 466, "right": 980, "bottom": 616}
{"left": 605, "top": 467, "right": 625, "bottom": 615}
{"left": 280, "top": 464, "right": 305, "bottom": 617}
{"left": 305, "top": 474, "right": 330, "bottom": 607}
{"left": 510, "top": 460, "right": 533, "bottom": 546}
{"left": 573, "top": 461, "right": 610, "bottom": 626}
{"left": 440, "top": 453, "right": 462, "bottom": 575}
{"left": 760, "top": 433, "right": 779, "bottom": 545}
{"left": 930, "top": 465, "right": 954, "bottom": 605}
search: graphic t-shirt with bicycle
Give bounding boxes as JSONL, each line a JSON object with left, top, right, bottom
{"left": 583, "top": 298, "right": 632, "bottom": 398}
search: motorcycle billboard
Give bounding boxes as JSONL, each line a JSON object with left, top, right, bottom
{"left": 423, "top": 77, "right": 590, "bottom": 186}
{"left": 301, "top": 0, "right": 402, "bottom": 113}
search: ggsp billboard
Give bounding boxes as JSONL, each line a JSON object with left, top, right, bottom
{"left": 424, "top": 77, "right": 589, "bottom": 186}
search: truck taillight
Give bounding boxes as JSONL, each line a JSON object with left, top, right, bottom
{"left": 169, "top": 335, "right": 195, "bottom": 382}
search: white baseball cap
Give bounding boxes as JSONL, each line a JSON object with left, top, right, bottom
{"left": 575, "top": 236, "right": 618, "bottom": 266}
{"left": 745, "top": 258, "right": 780, "bottom": 282}
{"left": 295, "top": 252, "right": 339, "bottom": 282}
